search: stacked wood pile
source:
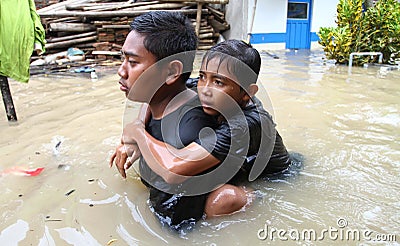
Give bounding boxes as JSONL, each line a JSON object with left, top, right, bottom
{"left": 35, "top": 0, "right": 63, "bottom": 10}
{"left": 37, "top": 0, "right": 230, "bottom": 61}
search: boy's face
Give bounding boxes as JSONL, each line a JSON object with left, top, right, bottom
{"left": 118, "top": 31, "right": 158, "bottom": 99}
{"left": 198, "top": 57, "right": 247, "bottom": 116}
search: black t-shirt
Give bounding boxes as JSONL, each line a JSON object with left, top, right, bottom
{"left": 138, "top": 96, "right": 217, "bottom": 230}
{"left": 195, "top": 97, "right": 291, "bottom": 182}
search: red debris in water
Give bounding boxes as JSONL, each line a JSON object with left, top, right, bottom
{"left": 1, "top": 167, "right": 45, "bottom": 177}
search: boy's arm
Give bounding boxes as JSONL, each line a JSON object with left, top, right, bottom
{"left": 123, "top": 120, "right": 220, "bottom": 184}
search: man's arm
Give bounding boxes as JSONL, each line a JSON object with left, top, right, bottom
{"left": 123, "top": 120, "right": 220, "bottom": 184}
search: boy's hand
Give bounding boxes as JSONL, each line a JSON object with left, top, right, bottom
{"left": 109, "top": 143, "right": 141, "bottom": 179}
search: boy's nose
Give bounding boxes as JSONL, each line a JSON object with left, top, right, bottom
{"left": 199, "top": 83, "right": 212, "bottom": 96}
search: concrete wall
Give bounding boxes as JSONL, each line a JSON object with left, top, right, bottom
{"left": 224, "top": 0, "right": 249, "bottom": 40}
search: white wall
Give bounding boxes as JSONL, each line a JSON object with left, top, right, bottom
{"left": 225, "top": 0, "right": 248, "bottom": 40}
{"left": 226, "top": 0, "right": 339, "bottom": 40}
{"left": 311, "top": 0, "right": 338, "bottom": 32}
{"left": 251, "top": 0, "right": 287, "bottom": 33}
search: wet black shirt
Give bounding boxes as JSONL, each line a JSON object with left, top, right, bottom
{"left": 138, "top": 96, "right": 217, "bottom": 230}
{"left": 195, "top": 97, "right": 291, "bottom": 182}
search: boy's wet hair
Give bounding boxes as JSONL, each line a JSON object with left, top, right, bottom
{"left": 130, "top": 11, "right": 197, "bottom": 82}
{"left": 202, "top": 40, "right": 261, "bottom": 88}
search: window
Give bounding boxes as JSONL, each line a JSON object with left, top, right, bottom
{"left": 287, "top": 2, "right": 308, "bottom": 19}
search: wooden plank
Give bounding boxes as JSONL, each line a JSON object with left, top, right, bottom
{"left": 0, "top": 76, "right": 17, "bottom": 122}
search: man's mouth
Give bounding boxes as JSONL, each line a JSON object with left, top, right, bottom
{"left": 119, "top": 81, "right": 128, "bottom": 92}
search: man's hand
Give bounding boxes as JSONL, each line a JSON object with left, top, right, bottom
{"left": 121, "top": 119, "right": 145, "bottom": 144}
{"left": 109, "top": 143, "right": 141, "bottom": 178}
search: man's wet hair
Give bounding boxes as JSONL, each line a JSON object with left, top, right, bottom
{"left": 202, "top": 40, "right": 261, "bottom": 88}
{"left": 130, "top": 11, "right": 197, "bottom": 82}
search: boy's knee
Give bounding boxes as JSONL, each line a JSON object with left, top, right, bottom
{"left": 205, "top": 184, "right": 249, "bottom": 218}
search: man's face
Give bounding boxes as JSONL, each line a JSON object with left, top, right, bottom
{"left": 197, "top": 57, "right": 246, "bottom": 116}
{"left": 118, "top": 31, "right": 158, "bottom": 99}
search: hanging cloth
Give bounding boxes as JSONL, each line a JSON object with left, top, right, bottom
{"left": 0, "top": 0, "right": 46, "bottom": 83}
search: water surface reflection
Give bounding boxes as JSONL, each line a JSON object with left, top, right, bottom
{"left": 0, "top": 50, "right": 399, "bottom": 245}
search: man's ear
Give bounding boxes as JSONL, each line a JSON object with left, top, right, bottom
{"left": 165, "top": 60, "right": 183, "bottom": 85}
{"left": 242, "top": 83, "right": 259, "bottom": 102}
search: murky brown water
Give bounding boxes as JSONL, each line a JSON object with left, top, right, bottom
{"left": 1, "top": 50, "right": 399, "bottom": 245}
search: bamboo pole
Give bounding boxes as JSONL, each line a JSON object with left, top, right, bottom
{"left": 101, "top": 25, "right": 130, "bottom": 29}
{"left": 49, "top": 23, "right": 96, "bottom": 32}
{"left": 39, "top": 9, "right": 208, "bottom": 18}
{"left": 195, "top": 3, "right": 203, "bottom": 36}
{"left": 45, "top": 36, "right": 97, "bottom": 49}
{"left": 160, "top": 0, "right": 229, "bottom": 4}
{"left": 0, "top": 75, "right": 17, "bottom": 122}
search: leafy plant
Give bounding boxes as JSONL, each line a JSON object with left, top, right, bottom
{"left": 318, "top": 0, "right": 400, "bottom": 65}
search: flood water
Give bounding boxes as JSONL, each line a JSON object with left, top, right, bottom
{"left": 0, "top": 49, "right": 399, "bottom": 245}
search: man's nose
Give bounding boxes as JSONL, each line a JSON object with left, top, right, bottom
{"left": 117, "top": 61, "right": 127, "bottom": 79}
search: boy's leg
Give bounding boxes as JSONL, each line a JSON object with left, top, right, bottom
{"left": 205, "top": 184, "right": 253, "bottom": 218}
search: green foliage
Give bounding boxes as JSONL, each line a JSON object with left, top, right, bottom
{"left": 318, "top": 0, "right": 400, "bottom": 65}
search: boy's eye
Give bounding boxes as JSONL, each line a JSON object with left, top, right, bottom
{"left": 214, "top": 80, "right": 224, "bottom": 86}
{"left": 199, "top": 74, "right": 205, "bottom": 80}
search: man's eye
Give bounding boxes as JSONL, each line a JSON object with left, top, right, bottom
{"left": 128, "top": 60, "right": 138, "bottom": 66}
{"left": 199, "top": 74, "right": 205, "bottom": 80}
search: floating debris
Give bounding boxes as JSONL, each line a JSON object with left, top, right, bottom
{"left": 65, "top": 189, "right": 75, "bottom": 196}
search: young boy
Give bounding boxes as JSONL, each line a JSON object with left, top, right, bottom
{"left": 109, "top": 11, "right": 217, "bottom": 231}
{"left": 122, "top": 40, "right": 291, "bottom": 219}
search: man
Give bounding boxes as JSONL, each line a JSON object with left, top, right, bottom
{"left": 109, "top": 11, "right": 217, "bottom": 231}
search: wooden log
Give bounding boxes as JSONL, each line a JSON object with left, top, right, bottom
{"left": 209, "top": 18, "right": 230, "bottom": 32}
{"left": 198, "top": 45, "right": 213, "bottom": 50}
{"left": 45, "top": 36, "right": 97, "bottom": 49}
{"left": 199, "top": 27, "right": 214, "bottom": 34}
{"left": 205, "top": 5, "right": 225, "bottom": 18}
{"left": 38, "top": 0, "right": 92, "bottom": 15}
{"left": 49, "top": 23, "right": 96, "bottom": 32}
{"left": 47, "top": 31, "right": 97, "bottom": 43}
{"left": 0, "top": 75, "right": 17, "bottom": 122}
{"left": 198, "top": 32, "right": 219, "bottom": 39}
{"left": 92, "top": 51, "right": 120, "bottom": 56}
{"left": 195, "top": 3, "right": 203, "bottom": 36}
{"left": 46, "top": 17, "right": 81, "bottom": 24}
{"left": 39, "top": 9, "right": 208, "bottom": 18}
